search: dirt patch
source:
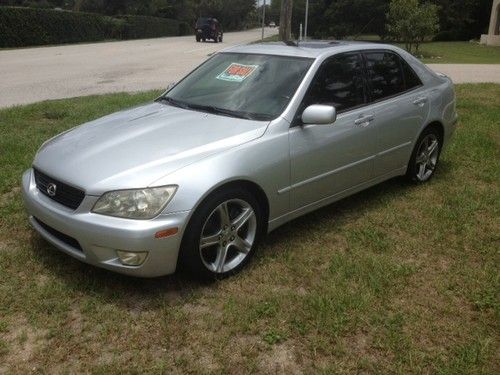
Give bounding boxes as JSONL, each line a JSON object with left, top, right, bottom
{"left": 257, "top": 343, "right": 302, "bottom": 374}
{"left": 1, "top": 318, "right": 48, "bottom": 371}
{"left": 0, "top": 187, "right": 20, "bottom": 208}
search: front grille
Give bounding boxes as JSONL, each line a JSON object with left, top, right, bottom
{"left": 34, "top": 169, "right": 85, "bottom": 210}
{"left": 34, "top": 217, "right": 83, "bottom": 252}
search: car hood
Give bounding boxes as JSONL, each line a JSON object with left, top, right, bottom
{"left": 34, "top": 102, "right": 269, "bottom": 195}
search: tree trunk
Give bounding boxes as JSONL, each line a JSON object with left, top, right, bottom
{"left": 279, "top": 0, "right": 293, "bottom": 41}
{"left": 73, "top": 0, "right": 84, "bottom": 12}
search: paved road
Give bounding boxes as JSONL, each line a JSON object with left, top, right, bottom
{"left": 1, "top": 32, "right": 499, "bottom": 108}
{"left": 0, "top": 28, "right": 278, "bottom": 108}
{"left": 426, "top": 64, "right": 500, "bottom": 84}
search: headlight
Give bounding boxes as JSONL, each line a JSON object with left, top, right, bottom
{"left": 92, "top": 186, "right": 177, "bottom": 219}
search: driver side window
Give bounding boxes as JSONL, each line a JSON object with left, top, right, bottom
{"left": 305, "top": 53, "right": 366, "bottom": 113}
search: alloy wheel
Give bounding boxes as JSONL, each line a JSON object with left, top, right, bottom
{"left": 415, "top": 133, "right": 439, "bottom": 181}
{"left": 199, "top": 199, "right": 257, "bottom": 274}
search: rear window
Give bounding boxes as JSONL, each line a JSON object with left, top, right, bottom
{"left": 196, "top": 18, "right": 210, "bottom": 27}
{"left": 401, "top": 58, "right": 422, "bottom": 90}
{"left": 364, "top": 51, "right": 405, "bottom": 101}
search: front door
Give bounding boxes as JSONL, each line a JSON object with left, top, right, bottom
{"left": 289, "top": 52, "right": 378, "bottom": 210}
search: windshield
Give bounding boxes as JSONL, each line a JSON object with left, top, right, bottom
{"left": 162, "top": 53, "right": 313, "bottom": 121}
{"left": 196, "top": 18, "right": 210, "bottom": 27}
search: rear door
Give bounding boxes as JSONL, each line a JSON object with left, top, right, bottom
{"left": 362, "top": 50, "right": 430, "bottom": 176}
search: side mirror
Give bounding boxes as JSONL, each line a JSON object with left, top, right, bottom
{"left": 301, "top": 105, "right": 336, "bottom": 125}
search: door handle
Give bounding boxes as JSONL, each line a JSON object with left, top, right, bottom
{"left": 354, "top": 115, "right": 374, "bottom": 127}
{"left": 413, "top": 97, "right": 428, "bottom": 106}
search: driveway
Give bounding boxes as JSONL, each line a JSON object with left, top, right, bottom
{"left": 0, "top": 33, "right": 498, "bottom": 108}
{"left": 0, "top": 28, "right": 277, "bottom": 108}
{"left": 426, "top": 64, "right": 500, "bottom": 84}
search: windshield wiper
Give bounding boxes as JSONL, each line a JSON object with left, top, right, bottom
{"left": 202, "top": 106, "right": 254, "bottom": 120}
{"left": 186, "top": 103, "right": 268, "bottom": 120}
{"left": 157, "top": 97, "right": 270, "bottom": 121}
{"left": 156, "top": 96, "right": 189, "bottom": 109}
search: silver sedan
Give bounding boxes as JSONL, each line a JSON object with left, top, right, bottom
{"left": 22, "top": 41, "right": 458, "bottom": 278}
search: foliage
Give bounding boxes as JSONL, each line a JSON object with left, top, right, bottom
{"left": 319, "top": 0, "right": 389, "bottom": 39}
{"left": 0, "top": 0, "right": 493, "bottom": 41}
{"left": 432, "top": 0, "right": 493, "bottom": 41}
{"left": 192, "top": 0, "right": 258, "bottom": 31}
{"left": 386, "top": 0, "right": 439, "bottom": 53}
{"left": 265, "top": 0, "right": 491, "bottom": 41}
{"left": 0, "top": 0, "right": 259, "bottom": 31}
{"left": 0, "top": 6, "right": 116, "bottom": 47}
{"left": 117, "top": 14, "right": 187, "bottom": 39}
{"left": 269, "top": 0, "right": 389, "bottom": 39}
{"left": 0, "top": 6, "right": 189, "bottom": 48}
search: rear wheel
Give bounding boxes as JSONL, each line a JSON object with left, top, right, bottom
{"left": 179, "top": 188, "right": 263, "bottom": 279}
{"left": 406, "top": 127, "right": 442, "bottom": 183}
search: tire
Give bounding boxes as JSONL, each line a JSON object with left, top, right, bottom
{"left": 219, "top": 34, "right": 223, "bottom": 42}
{"left": 202, "top": 38, "right": 206, "bottom": 42}
{"left": 406, "top": 126, "right": 442, "bottom": 183}
{"left": 196, "top": 36, "right": 200, "bottom": 42}
{"left": 179, "top": 187, "right": 264, "bottom": 280}
{"left": 214, "top": 37, "right": 218, "bottom": 43}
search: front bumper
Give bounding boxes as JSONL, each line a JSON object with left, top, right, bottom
{"left": 22, "top": 169, "right": 190, "bottom": 277}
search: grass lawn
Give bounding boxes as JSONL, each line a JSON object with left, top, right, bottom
{"left": 0, "top": 84, "right": 499, "bottom": 374}
{"left": 260, "top": 35, "right": 500, "bottom": 64}
{"left": 412, "top": 42, "right": 500, "bottom": 64}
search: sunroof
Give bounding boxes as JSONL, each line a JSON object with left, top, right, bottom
{"left": 293, "top": 41, "right": 344, "bottom": 49}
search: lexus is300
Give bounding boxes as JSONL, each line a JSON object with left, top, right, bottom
{"left": 22, "top": 41, "right": 457, "bottom": 278}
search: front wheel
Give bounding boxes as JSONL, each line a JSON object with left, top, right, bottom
{"left": 179, "top": 188, "right": 264, "bottom": 279}
{"left": 406, "top": 127, "right": 442, "bottom": 183}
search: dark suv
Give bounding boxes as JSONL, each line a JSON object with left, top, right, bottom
{"left": 195, "top": 17, "right": 223, "bottom": 43}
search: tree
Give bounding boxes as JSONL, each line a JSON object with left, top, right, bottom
{"left": 321, "top": 0, "right": 389, "bottom": 39}
{"left": 430, "top": 0, "right": 492, "bottom": 40}
{"left": 386, "top": 0, "right": 439, "bottom": 53}
{"left": 271, "top": 0, "right": 390, "bottom": 40}
{"left": 279, "top": 0, "right": 292, "bottom": 41}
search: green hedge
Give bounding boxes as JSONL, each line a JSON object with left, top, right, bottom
{"left": 0, "top": 7, "right": 191, "bottom": 48}
{"left": 118, "top": 15, "right": 188, "bottom": 40}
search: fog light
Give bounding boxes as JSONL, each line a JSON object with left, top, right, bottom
{"left": 116, "top": 250, "right": 148, "bottom": 266}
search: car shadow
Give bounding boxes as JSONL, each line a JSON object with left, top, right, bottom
{"left": 28, "top": 160, "right": 453, "bottom": 309}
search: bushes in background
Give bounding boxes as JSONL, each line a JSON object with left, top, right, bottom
{"left": 0, "top": 7, "right": 191, "bottom": 48}
{"left": 117, "top": 15, "right": 186, "bottom": 40}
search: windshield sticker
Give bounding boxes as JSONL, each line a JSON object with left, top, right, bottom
{"left": 216, "top": 63, "right": 259, "bottom": 82}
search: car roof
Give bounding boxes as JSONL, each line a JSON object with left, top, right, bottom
{"left": 224, "top": 41, "right": 404, "bottom": 59}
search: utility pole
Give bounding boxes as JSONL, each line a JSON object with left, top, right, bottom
{"left": 261, "top": 0, "right": 266, "bottom": 41}
{"left": 279, "top": 0, "right": 293, "bottom": 41}
{"left": 304, "top": 0, "right": 309, "bottom": 40}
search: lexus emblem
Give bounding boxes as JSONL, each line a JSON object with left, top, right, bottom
{"left": 46, "top": 183, "right": 57, "bottom": 197}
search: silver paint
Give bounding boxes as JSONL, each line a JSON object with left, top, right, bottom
{"left": 22, "top": 42, "right": 457, "bottom": 277}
